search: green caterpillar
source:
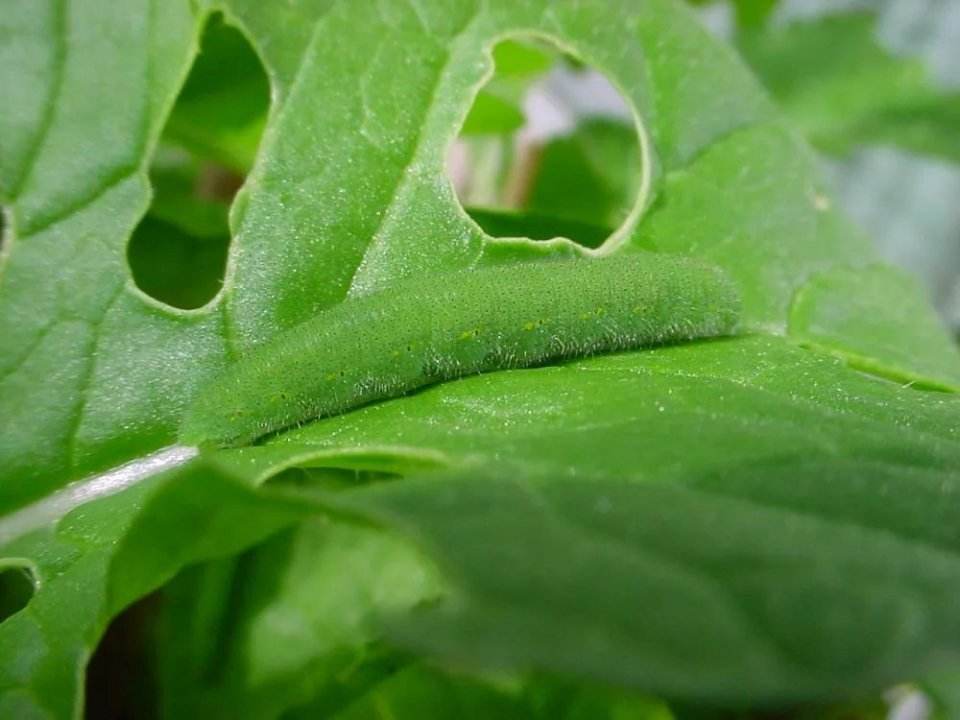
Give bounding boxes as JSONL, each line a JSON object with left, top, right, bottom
{"left": 181, "top": 254, "right": 741, "bottom": 447}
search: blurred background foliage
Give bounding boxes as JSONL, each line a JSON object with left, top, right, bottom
{"left": 730, "top": 0, "right": 960, "bottom": 337}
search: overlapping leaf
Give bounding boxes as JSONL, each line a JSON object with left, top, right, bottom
{"left": 2, "top": 1, "right": 960, "bottom": 718}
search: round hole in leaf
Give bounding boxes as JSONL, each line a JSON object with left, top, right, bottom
{"left": 447, "top": 36, "right": 642, "bottom": 250}
{"left": 127, "top": 14, "right": 269, "bottom": 309}
{"left": 0, "top": 562, "right": 37, "bottom": 623}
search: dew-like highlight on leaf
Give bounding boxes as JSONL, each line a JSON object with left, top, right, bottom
{"left": 0, "top": 445, "right": 198, "bottom": 546}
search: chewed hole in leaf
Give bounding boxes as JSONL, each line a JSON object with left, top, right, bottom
{"left": 127, "top": 14, "right": 269, "bottom": 309}
{"left": 0, "top": 562, "right": 37, "bottom": 623}
{"left": 447, "top": 37, "right": 642, "bottom": 250}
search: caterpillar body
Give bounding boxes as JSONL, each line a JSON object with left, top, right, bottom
{"left": 181, "top": 254, "right": 741, "bottom": 448}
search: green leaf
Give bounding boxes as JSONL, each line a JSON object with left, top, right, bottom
{"left": 0, "top": 451, "right": 307, "bottom": 720}
{"left": 790, "top": 264, "right": 960, "bottom": 391}
{"left": 490, "top": 39, "right": 556, "bottom": 78}
{"left": 525, "top": 118, "right": 641, "bottom": 231}
{"left": 292, "top": 336, "right": 960, "bottom": 704}
{"left": 3, "top": 0, "right": 952, "bottom": 512}
{"left": 634, "top": 123, "right": 867, "bottom": 323}
{"left": 306, "top": 665, "right": 533, "bottom": 720}
{"left": 3, "top": 333, "right": 960, "bottom": 715}
{"left": 154, "top": 522, "right": 676, "bottom": 720}
{"left": 737, "top": 12, "right": 960, "bottom": 162}
{"left": 731, "top": 0, "right": 778, "bottom": 31}
{"left": 214, "top": 0, "right": 338, "bottom": 101}
{"left": 461, "top": 91, "right": 527, "bottom": 136}
{"left": 344, "top": 469, "right": 960, "bottom": 704}
{"left": 316, "top": 665, "right": 673, "bottom": 720}
{"left": 0, "top": 0, "right": 219, "bottom": 515}
{"left": 3, "top": 0, "right": 960, "bottom": 716}
{"left": 277, "top": 335, "right": 960, "bottom": 490}
{"left": 153, "top": 515, "right": 441, "bottom": 719}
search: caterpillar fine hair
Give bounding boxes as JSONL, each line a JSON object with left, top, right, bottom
{"left": 181, "top": 253, "right": 741, "bottom": 447}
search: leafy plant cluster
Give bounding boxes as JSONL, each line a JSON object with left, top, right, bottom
{"left": 1, "top": 1, "right": 960, "bottom": 718}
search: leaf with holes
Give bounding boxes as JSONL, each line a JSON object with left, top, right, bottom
{"left": 1, "top": 1, "right": 960, "bottom": 718}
